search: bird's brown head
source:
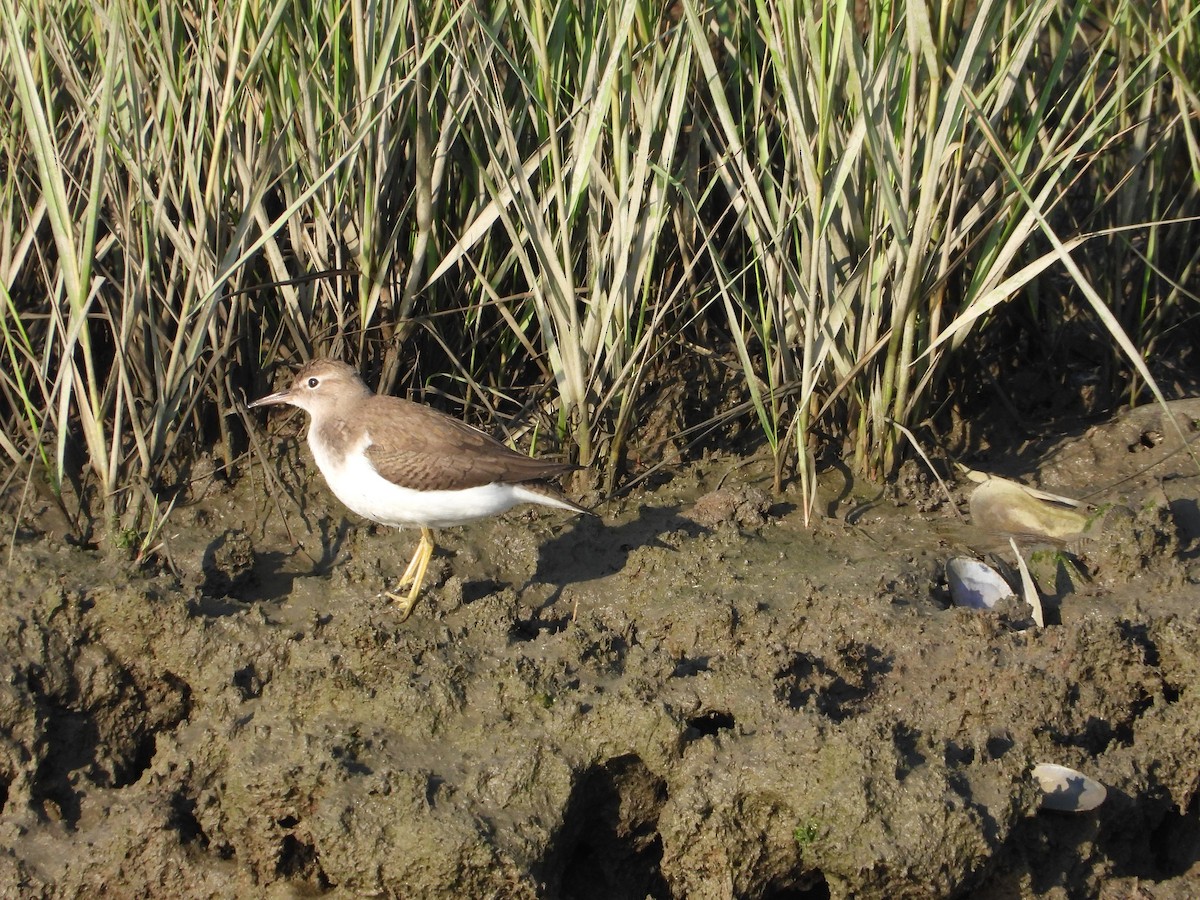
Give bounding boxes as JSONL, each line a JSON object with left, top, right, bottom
{"left": 249, "top": 358, "right": 372, "bottom": 416}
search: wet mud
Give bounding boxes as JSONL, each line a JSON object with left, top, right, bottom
{"left": 1, "top": 400, "right": 1199, "bottom": 898}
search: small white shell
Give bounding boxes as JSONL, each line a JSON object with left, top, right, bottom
{"left": 1032, "top": 763, "right": 1107, "bottom": 812}
{"left": 946, "top": 557, "right": 1014, "bottom": 610}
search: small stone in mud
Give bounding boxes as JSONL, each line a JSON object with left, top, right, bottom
{"left": 201, "top": 529, "right": 258, "bottom": 598}
{"left": 686, "top": 485, "right": 772, "bottom": 529}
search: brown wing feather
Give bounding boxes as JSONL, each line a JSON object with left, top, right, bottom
{"left": 359, "top": 395, "right": 576, "bottom": 491}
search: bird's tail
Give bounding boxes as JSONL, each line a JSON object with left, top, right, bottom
{"left": 513, "top": 482, "right": 594, "bottom": 517}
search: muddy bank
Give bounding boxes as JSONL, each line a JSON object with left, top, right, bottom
{"left": 1, "top": 401, "right": 1199, "bottom": 898}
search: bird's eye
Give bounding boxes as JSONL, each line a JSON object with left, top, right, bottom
{"left": 307, "top": 377, "right": 319, "bottom": 389}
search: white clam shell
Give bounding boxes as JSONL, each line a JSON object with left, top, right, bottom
{"left": 946, "top": 557, "right": 1014, "bottom": 610}
{"left": 1032, "top": 763, "right": 1107, "bottom": 812}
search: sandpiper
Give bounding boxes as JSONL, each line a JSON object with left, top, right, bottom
{"left": 250, "top": 358, "right": 589, "bottom": 620}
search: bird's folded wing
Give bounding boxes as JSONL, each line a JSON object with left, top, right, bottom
{"left": 363, "top": 400, "right": 574, "bottom": 491}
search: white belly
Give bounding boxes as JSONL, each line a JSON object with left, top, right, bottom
{"left": 308, "top": 428, "right": 536, "bottom": 528}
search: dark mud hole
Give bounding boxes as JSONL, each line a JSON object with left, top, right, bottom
{"left": 2, "top": 401, "right": 1199, "bottom": 898}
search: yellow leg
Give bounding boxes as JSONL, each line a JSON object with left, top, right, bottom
{"left": 396, "top": 531, "right": 426, "bottom": 587}
{"left": 387, "top": 527, "right": 435, "bottom": 621}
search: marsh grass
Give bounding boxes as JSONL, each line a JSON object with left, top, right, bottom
{"left": 0, "top": 0, "right": 1197, "bottom": 546}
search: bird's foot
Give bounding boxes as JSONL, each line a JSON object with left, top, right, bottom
{"left": 386, "top": 584, "right": 422, "bottom": 621}
{"left": 389, "top": 527, "right": 435, "bottom": 622}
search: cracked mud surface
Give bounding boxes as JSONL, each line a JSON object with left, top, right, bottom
{"left": 2, "top": 400, "right": 1199, "bottom": 898}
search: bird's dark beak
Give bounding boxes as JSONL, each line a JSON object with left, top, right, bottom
{"left": 248, "top": 388, "right": 294, "bottom": 409}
